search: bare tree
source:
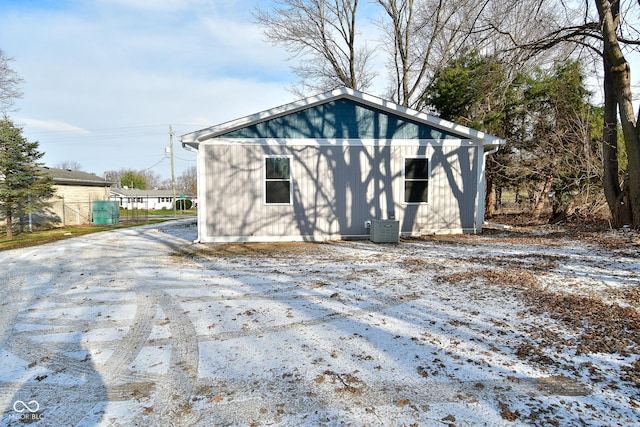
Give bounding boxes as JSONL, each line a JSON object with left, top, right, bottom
{"left": 253, "top": 0, "right": 376, "bottom": 95}
{"left": 0, "top": 49, "right": 23, "bottom": 113}
{"left": 177, "top": 166, "right": 197, "bottom": 195}
{"left": 376, "top": 0, "right": 498, "bottom": 109}
{"left": 255, "top": 0, "right": 557, "bottom": 105}
{"left": 493, "top": 0, "right": 640, "bottom": 228}
{"left": 54, "top": 160, "right": 83, "bottom": 171}
{"left": 139, "top": 170, "right": 161, "bottom": 190}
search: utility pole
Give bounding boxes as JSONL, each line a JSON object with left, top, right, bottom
{"left": 169, "top": 125, "right": 177, "bottom": 217}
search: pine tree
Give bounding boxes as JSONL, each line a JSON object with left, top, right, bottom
{"left": 0, "top": 115, "right": 54, "bottom": 237}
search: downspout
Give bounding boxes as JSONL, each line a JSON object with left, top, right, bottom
{"left": 484, "top": 144, "right": 499, "bottom": 157}
{"left": 182, "top": 141, "right": 202, "bottom": 243}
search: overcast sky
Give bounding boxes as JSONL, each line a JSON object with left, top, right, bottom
{"left": 0, "top": 0, "right": 300, "bottom": 181}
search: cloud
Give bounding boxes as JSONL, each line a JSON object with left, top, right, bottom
{"left": 0, "top": 1, "right": 299, "bottom": 178}
{"left": 17, "top": 118, "right": 91, "bottom": 135}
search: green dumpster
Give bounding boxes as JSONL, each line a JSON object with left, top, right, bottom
{"left": 92, "top": 201, "right": 120, "bottom": 225}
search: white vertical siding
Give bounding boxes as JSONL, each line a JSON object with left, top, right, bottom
{"left": 199, "top": 141, "right": 481, "bottom": 242}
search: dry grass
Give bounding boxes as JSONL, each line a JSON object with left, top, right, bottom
{"left": 202, "top": 241, "right": 318, "bottom": 257}
{"left": 0, "top": 225, "right": 120, "bottom": 251}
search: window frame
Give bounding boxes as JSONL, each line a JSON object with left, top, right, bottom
{"left": 263, "top": 155, "right": 293, "bottom": 205}
{"left": 403, "top": 156, "right": 430, "bottom": 204}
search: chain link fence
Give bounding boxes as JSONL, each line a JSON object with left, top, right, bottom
{"left": 4, "top": 200, "right": 142, "bottom": 233}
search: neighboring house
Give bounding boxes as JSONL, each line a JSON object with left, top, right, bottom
{"left": 110, "top": 188, "right": 193, "bottom": 210}
{"left": 42, "top": 167, "right": 113, "bottom": 226}
{"left": 180, "top": 88, "right": 505, "bottom": 243}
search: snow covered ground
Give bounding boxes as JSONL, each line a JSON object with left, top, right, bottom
{"left": 0, "top": 218, "right": 638, "bottom": 426}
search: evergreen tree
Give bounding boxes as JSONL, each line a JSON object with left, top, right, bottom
{"left": 0, "top": 115, "right": 54, "bottom": 237}
{"left": 424, "top": 51, "right": 514, "bottom": 216}
{"left": 514, "top": 60, "right": 599, "bottom": 220}
{"left": 120, "top": 170, "right": 147, "bottom": 190}
{"left": 425, "top": 54, "right": 600, "bottom": 221}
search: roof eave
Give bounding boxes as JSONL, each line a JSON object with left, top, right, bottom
{"left": 54, "top": 178, "right": 113, "bottom": 186}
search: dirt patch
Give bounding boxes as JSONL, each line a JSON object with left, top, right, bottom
{"left": 198, "top": 241, "right": 334, "bottom": 258}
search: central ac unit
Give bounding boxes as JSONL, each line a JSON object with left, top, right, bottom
{"left": 370, "top": 220, "right": 399, "bottom": 243}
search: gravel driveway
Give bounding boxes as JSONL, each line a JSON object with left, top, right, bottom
{"left": 1, "top": 219, "right": 638, "bottom": 426}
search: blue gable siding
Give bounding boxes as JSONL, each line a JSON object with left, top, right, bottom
{"left": 216, "top": 99, "right": 463, "bottom": 139}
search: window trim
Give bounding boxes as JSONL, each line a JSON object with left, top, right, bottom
{"left": 403, "top": 156, "right": 430, "bottom": 204}
{"left": 263, "top": 155, "right": 293, "bottom": 205}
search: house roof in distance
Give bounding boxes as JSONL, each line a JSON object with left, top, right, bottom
{"left": 41, "top": 167, "right": 113, "bottom": 187}
{"left": 180, "top": 87, "right": 506, "bottom": 147}
{"left": 110, "top": 188, "right": 194, "bottom": 198}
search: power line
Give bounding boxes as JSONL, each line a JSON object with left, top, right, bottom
{"left": 141, "top": 156, "right": 167, "bottom": 171}
{"left": 174, "top": 154, "right": 196, "bottom": 162}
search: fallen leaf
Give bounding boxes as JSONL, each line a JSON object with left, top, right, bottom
{"left": 498, "top": 401, "right": 518, "bottom": 421}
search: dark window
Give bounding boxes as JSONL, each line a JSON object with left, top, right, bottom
{"left": 404, "top": 158, "right": 429, "bottom": 203}
{"left": 265, "top": 157, "right": 291, "bottom": 204}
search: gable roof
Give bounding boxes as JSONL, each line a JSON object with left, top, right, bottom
{"left": 41, "top": 167, "right": 112, "bottom": 187}
{"left": 180, "top": 87, "right": 505, "bottom": 147}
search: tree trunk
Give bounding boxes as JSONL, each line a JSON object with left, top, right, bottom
{"left": 602, "top": 62, "right": 631, "bottom": 227}
{"left": 533, "top": 175, "right": 553, "bottom": 220}
{"left": 597, "top": 0, "right": 640, "bottom": 228}
{"left": 485, "top": 172, "right": 494, "bottom": 218}
{"left": 6, "top": 205, "right": 13, "bottom": 238}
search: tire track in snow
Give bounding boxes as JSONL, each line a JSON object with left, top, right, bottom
{"left": 0, "top": 226, "right": 199, "bottom": 425}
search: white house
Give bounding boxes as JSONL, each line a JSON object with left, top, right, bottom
{"left": 110, "top": 188, "right": 193, "bottom": 211}
{"left": 181, "top": 88, "right": 505, "bottom": 243}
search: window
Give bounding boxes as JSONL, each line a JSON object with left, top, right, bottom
{"left": 404, "top": 158, "right": 429, "bottom": 203}
{"left": 265, "top": 157, "right": 291, "bottom": 204}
